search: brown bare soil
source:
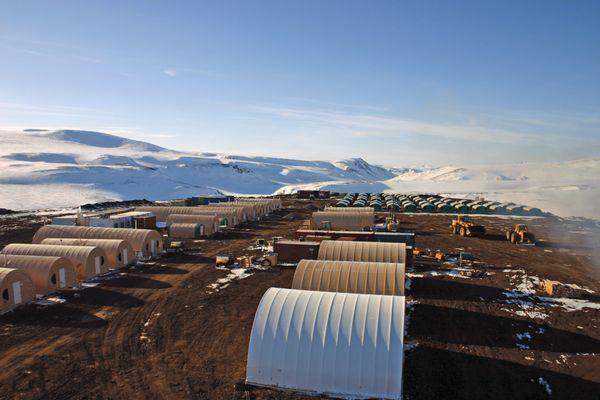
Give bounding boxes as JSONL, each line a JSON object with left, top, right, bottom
{"left": 0, "top": 201, "right": 599, "bottom": 400}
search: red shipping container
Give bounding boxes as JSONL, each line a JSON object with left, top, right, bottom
{"left": 134, "top": 215, "right": 156, "bottom": 229}
{"left": 295, "top": 229, "right": 374, "bottom": 241}
{"left": 304, "top": 235, "right": 332, "bottom": 243}
{"left": 273, "top": 240, "right": 320, "bottom": 264}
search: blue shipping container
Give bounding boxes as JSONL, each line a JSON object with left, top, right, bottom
{"left": 374, "top": 232, "right": 416, "bottom": 247}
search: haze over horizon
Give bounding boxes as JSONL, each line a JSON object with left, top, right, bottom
{"left": 1, "top": 1, "right": 599, "bottom": 166}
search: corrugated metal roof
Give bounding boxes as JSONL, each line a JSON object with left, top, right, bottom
{"left": 292, "top": 260, "right": 405, "bottom": 295}
{"left": 318, "top": 240, "right": 407, "bottom": 263}
{"left": 246, "top": 288, "right": 405, "bottom": 399}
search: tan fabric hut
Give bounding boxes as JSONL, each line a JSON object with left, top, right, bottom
{"left": 203, "top": 205, "right": 249, "bottom": 222}
{"left": 292, "top": 259, "right": 405, "bottom": 296}
{"left": 0, "top": 254, "right": 77, "bottom": 295}
{"left": 136, "top": 206, "right": 238, "bottom": 227}
{"left": 237, "top": 198, "right": 280, "bottom": 215}
{"left": 32, "top": 225, "right": 162, "bottom": 259}
{"left": 0, "top": 268, "right": 36, "bottom": 314}
{"left": 165, "top": 214, "right": 219, "bottom": 236}
{"left": 318, "top": 240, "right": 407, "bottom": 263}
{"left": 168, "top": 223, "right": 204, "bottom": 239}
{"left": 40, "top": 238, "right": 135, "bottom": 269}
{"left": 233, "top": 200, "right": 269, "bottom": 217}
{"left": 207, "top": 203, "right": 253, "bottom": 220}
{"left": 1, "top": 244, "right": 108, "bottom": 282}
{"left": 312, "top": 210, "right": 374, "bottom": 231}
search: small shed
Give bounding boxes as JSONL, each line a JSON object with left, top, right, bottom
{"left": 292, "top": 260, "right": 405, "bottom": 295}
{"left": 32, "top": 225, "right": 162, "bottom": 259}
{"left": 1, "top": 244, "right": 108, "bottom": 282}
{"left": 40, "top": 238, "right": 135, "bottom": 269}
{"left": 318, "top": 240, "right": 407, "bottom": 264}
{"left": 0, "top": 267, "right": 36, "bottom": 314}
{"left": 273, "top": 240, "right": 320, "bottom": 264}
{"left": 166, "top": 214, "right": 219, "bottom": 235}
{"left": 0, "top": 254, "right": 77, "bottom": 295}
{"left": 168, "top": 223, "right": 204, "bottom": 239}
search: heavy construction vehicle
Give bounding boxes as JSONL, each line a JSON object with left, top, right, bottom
{"left": 386, "top": 216, "right": 399, "bottom": 232}
{"left": 450, "top": 215, "right": 486, "bottom": 237}
{"left": 505, "top": 224, "right": 535, "bottom": 244}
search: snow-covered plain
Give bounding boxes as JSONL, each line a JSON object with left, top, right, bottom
{"left": 1, "top": 129, "right": 598, "bottom": 219}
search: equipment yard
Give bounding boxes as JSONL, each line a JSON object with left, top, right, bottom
{"left": 0, "top": 198, "right": 599, "bottom": 400}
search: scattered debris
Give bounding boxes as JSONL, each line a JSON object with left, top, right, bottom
{"left": 501, "top": 269, "right": 599, "bottom": 316}
{"left": 541, "top": 279, "right": 594, "bottom": 298}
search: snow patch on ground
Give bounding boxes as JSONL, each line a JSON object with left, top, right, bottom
{"left": 140, "top": 311, "right": 162, "bottom": 343}
{"left": 206, "top": 266, "right": 260, "bottom": 294}
{"left": 34, "top": 296, "right": 67, "bottom": 306}
{"left": 515, "top": 332, "right": 532, "bottom": 350}
{"left": 537, "top": 377, "right": 552, "bottom": 395}
{"left": 501, "top": 269, "right": 599, "bottom": 318}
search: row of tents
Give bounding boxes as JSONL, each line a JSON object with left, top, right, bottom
{"left": 0, "top": 225, "right": 164, "bottom": 314}
{"left": 1, "top": 198, "right": 283, "bottom": 313}
{"left": 334, "top": 193, "right": 543, "bottom": 215}
{"left": 136, "top": 198, "right": 282, "bottom": 239}
{"left": 246, "top": 240, "right": 408, "bottom": 399}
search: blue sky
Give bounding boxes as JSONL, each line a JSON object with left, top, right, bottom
{"left": 1, "top": 1, "right": 599, "bottom": 166}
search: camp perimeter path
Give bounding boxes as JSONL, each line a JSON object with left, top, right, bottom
{"left": 0, "top": 201, "right": 599, "bottom": 400}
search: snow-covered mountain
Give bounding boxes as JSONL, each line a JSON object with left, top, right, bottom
{"left": 0, "top": 129, "right": 598, "bottom": 219}
{"left": 0, "top": 129, "right": 397, "bottom": 210}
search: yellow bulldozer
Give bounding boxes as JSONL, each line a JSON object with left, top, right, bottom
{"left": 450, "top": 215, "right": 486, "bottom": 237}
{"left": 506, "top": 224, "right": 535, "bottom": 244}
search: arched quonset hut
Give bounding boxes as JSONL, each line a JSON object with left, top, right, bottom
{"left": 40, "top": 238, "right": 134, "bottom": 269}
{"left": 318, "top": 240, "right": 407, "bottom": 264}
{"left": 0, "top": 254, "right": 77, "bottom": 295}
{"left": 1, "top": 244, "right": 107, "bottom": 282}
{"left": 136, "top": 206, "right": 238, "bottom": 227}
{"left": 168, "top": 223, "right": 204, "bottom": 239}
{"left": 165, "top": 214, "right": 219, "bottom": 236}
{"left": 208, "top": 203, "right": 255, "bottom": 221}
{"left": 292, "top": 259, "right": 405, "bottom": 296}
{"left": 311, "top": 210, "right": 374, "bottom": 231}
{"left": 32, "top": 225, "right": 162, "bottom": 259}
{"left": 0, "top": 268, "right": 35, "bottom": 314}
{"left": 246, "top": 288, "right": 405, "bottom": 399}
{"left": 236, "top": 198, "right": 281, "bottom": 215}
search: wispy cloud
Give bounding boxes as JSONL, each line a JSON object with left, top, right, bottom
{"left": 0, "top": 34, "right": 104, "bottom": 65}
{"left": 0, "top": 101, "right": 99, "bottom": 118}
{"left": 253, "top": 106, "right": 545, "bottom": 144}
{"left": 163, "top": 68, "right": 177, "bottom": 77}
{"left": 285, "top": 97, "right": 389, "bottom": 112}
{"left": 161, "top": 66, "right": 227, "bottom": 79}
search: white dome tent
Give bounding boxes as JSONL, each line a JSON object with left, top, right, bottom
{"left": 246, "top": 287, "right": 405, "bottom": 399}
